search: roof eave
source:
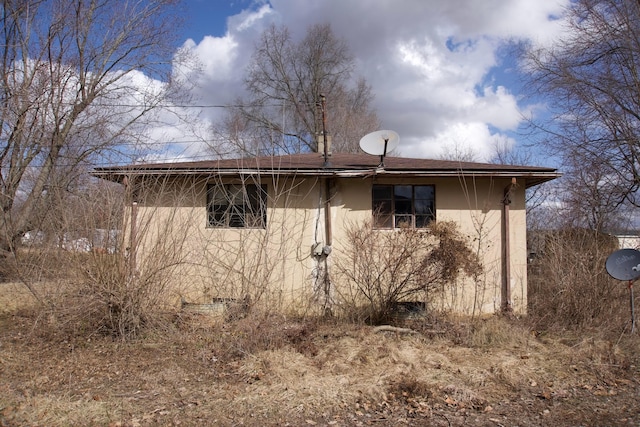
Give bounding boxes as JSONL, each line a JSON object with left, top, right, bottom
{"left": 92, "top": 167, "right": 561, "bottom": 188}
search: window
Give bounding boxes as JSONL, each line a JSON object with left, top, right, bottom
{"left": 372, "top": 184, "right": 435, "bottom": 228}
{"left": 207, "top": 183, "right": 267, "bottom": 228}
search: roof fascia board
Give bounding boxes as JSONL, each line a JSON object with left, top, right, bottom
{"left": 93, "top": 167, "right": 560, "bottom": 188}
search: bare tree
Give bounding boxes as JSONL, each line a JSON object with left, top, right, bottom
{"left": 0, "top": 0, "right": 183, "bottom": 257}
{"left": 558, "top": 154, "right": 629, "bottom": 230}
{"left": 223, "top": 23, "right": 379, "bottom": 155}
{"left": 524, "top": 0, "right": 640, "bottom": 229}
{"left": 437, "top": 141, "right": 479, "bottom": 162}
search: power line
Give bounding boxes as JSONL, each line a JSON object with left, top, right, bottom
{"left": 0, "top": 101, "right": 301, "bottom": 109}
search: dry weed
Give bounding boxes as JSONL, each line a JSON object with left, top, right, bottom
{"left": 466, "top": 316, "right": 535, "bottom": 349}
{"left": 528, "top": 229, "right": 629, "bottom": 332}
{"left": 2, "top": 305, "right": 640, "bottom": 426}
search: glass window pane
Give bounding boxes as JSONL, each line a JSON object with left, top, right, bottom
{"left": 415, "top": 215, "right": 433, "bottom": 228}
{"left": 395, "top": 200, "right": 412, "bottom": 214}
{"left": 374, "top": 214, "right": 393, "bottom": 228}
{"left": 207, "top": 183, "right": 267, "bottom": 228}
{"left": 373, "top": 185, "right": 392, "bottom": 200}
{"left": 395, "top": 215, "right": 413, "bottom": 228}
{"left": 415, "top": 199, "right": 434, "bottom": 215}
{"left": 209, "top": 187, "right": 228, "bottom": 205}
{"left": 228, "top": 184, "right": 244, "bottom": 204}
{"left": 373, "top": 200, "right": 392, "bottom": 214}
{"left": 394, "top": 185, "right": 412, "bottom": 200}
{"left": 229, "top": 213, "right": 244, "bottom": 227}
{"left": 245, "top": 215, "right": 259, "bottom": 227}
{"left": 414, "top": 185, "right": 434, "bottom": 200}
{"left": 209, "top": 211, "right": 226, "bottom": 227}
{"left": 372, "top": 184, "right": 435, "bottom": 230}
{"left": 247, "top": 184, "right": 266, "bottom": 208}
{"left": 256, "top": 185, "right": 267, "bottom": 227}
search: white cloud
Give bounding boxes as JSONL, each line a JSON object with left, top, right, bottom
{"left": 158, "top": 0, "right": 570, "bottom": 162}
{"left": 473, "top": 86, "right": 522, "bottom": 130}
{"left": 399, "top": 121, "right": 516, "bottom": 162}
{"left": 182, "top": 35, "right": 238, "bottom": 83}
{"left": 231, "top": 3, "right": 274, "bottom": 32}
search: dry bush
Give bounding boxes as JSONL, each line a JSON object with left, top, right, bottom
{"left": 335, "top": 220, "right": 481, "bottom": 324}
{"left": 528, "top": 229, "right": 630, "bottom": 332}
{"left": 21, "top": 249, "right": 181, "bottom": 341}
{"left": 76, "top": 253, "right": 176, "bottom": 339}
{"left": 67, "top": 177, "right": 198, "bottom": 340}
{"left": 6, "top": 175, "right": 197, "bottom": 341}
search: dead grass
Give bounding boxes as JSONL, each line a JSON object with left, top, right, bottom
{"left": 0, "top": 282, "right": 40, "bottom": 314}
{"left": 1, "top": 306, "right": 639, "bottom": 427}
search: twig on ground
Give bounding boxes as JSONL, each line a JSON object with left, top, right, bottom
{"left": 372, "top": 325, "right": 419, "bottom": 334}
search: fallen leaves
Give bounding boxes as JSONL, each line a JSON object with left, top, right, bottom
{"left": 1, "top": 316, "right": 639, "bottom": 427}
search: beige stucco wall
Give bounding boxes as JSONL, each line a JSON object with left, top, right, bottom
{"left": 127, "top": 173, "right": 528, "bottom": 315}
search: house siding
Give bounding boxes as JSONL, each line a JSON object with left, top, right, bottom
{"left": 127, "top": 173, "right": 528, "bottom": 315}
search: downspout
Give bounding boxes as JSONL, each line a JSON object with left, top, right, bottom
{"left": 501, "top": 177, "right": 517, "bottom": 313}
{"left": 129, "top": 201, "right": 138, "bottom": 279}
{"left": 123, "top": 175, "right": 138, "bottom": 280}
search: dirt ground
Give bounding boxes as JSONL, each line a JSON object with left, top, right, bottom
{"left": 1, "top": 299, "right": 639, "bottom": 427}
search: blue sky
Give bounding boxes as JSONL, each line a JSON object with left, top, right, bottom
{"left": 149, "top": 0, "right": 570, "bottom": 164}
{"left": 182, "top": 1, "right": 248, "bottom": 39}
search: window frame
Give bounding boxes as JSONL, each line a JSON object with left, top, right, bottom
{"left": 206, "top": 183, "right": 267, "bottom": 229}
{"left": 372, "top": 184, "right": 435, "bottom": 229}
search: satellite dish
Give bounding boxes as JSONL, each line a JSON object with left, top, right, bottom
{"left": 359, "top": 130, "right": 399, "bottom": 166}
{"left": 605, "top": 248, "right": 640, "bottom": 281}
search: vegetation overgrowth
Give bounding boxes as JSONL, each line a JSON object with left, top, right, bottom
{"left": 1, "top": 246, "right": 639, "bottom": 426}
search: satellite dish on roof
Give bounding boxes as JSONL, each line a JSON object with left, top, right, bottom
{"left": 605, "top": 248, "right": 640, "bottom": 281}
{"left": 359, "top": 130, "right": 399, "bottom": 166}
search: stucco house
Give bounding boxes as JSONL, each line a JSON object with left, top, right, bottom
{"left": 94, "top": 152, "right": 560, "bottom": 317}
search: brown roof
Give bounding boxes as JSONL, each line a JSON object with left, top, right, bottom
{"left": 93, "top": 152, "right": 560, "bottom": 188}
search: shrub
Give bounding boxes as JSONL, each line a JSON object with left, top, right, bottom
{"left": 335, "top": 220, "right": 481, "bottom": 324}
{"left": 528, "top": 228, "right": 629, "bottom": 331}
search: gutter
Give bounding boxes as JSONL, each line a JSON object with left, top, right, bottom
{"left": 501, "top": 177, "right": 518, "bottom": 313}
{"left": 93, "top": 168, "right": 561, "bottom": 188}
